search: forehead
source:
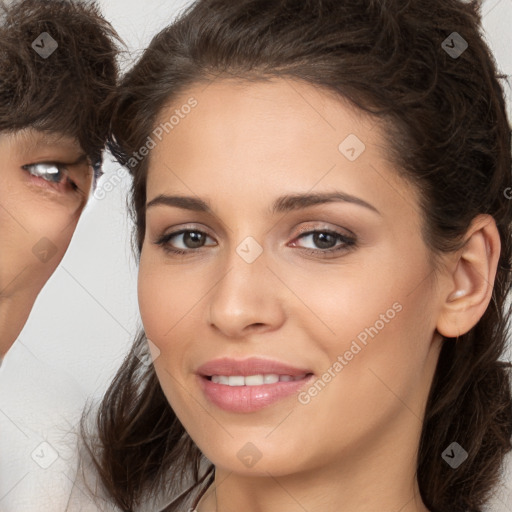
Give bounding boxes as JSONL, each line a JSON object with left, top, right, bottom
{"left": 157, "top": 77, "right": 375, "bottom": 137}
{"left": 149, "top": 78, "right": 396, "bottom": 186}
{"left": 152, "top": 78, "right": 388, "bottom": 167}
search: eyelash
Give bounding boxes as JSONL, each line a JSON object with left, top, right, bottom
{"left": 154, "top": 227, "right": 357, "bottom": 258}
{"left": 22, "top": 162, "right": 80, "bottom": 193}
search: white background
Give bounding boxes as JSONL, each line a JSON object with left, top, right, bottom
{"left": 0, "top": 0, "right": 511, "bottom": 510}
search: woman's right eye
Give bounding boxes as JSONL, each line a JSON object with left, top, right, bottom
{"left": 155, "top": 229, "right": 216, "bottom": 255}
{"left": 22, "top": 163, "right": 68, "bottom": 183}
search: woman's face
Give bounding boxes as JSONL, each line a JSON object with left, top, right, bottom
{"left": 0, "top": 128, "right": 92, "bottom": 354}
{"left": 139, "top": 79, "right": 445, "bottom": 478}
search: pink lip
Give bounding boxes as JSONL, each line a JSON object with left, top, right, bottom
{"left": 196, "top": 357, "right": 315, "bottom": 413}
{"left": 196, "top": 356, "right": 313, "bottom": 377}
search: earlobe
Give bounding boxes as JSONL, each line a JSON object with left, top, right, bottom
{"left": 436, "top": 215, "right": 500, "bottom": 338}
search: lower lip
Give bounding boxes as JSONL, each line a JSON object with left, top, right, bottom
{"left": 198, "top": 374, "right": 314, "bottom": 413}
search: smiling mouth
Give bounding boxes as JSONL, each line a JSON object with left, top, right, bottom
{"left": 199, "top": 371, "right": 316, "bottom": 413}
{"left": 205, "top": 373, "right": 314, "bottom": 386}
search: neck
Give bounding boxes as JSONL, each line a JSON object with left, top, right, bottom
{"left": 199, "top": 469, "right": 429, "bottom": 512}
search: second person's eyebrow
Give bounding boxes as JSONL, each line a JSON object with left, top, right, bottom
{"left": 146, "top": 191, "right": 380, "bottom": 215}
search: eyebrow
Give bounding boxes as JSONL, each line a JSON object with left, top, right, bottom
{"left": 13, "top": 130, "right": 86, "bottom": 159}
{"left": 55, "top": 154, "right": 89, "bottom": 166}
{"left": 36, "top": 134, "right": 80, "bottom": 149}
{"left": 146, "top": 191, "right": 380, "bottom": 215}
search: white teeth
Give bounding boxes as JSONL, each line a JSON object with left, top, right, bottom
{"left": 228, "top": 376, "right": 245, "bottom": 386}
{"left": 211, "top": 375, "right": 229, "bottom": 385}
{"left": 210, "top": 373, "right": 307, "bottom": 386}
{"left": 245, "top": 375, "right": 264, "bottom": 386}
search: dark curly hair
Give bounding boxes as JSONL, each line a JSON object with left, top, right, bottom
{"left": 0, "top": 0, "right": 121, "bottom": 169}
{"left": 81, "top": 1, "right": 512, "bottom": 511}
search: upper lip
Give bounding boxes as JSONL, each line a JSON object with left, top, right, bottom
{"left": 196, "top": 357, "right": 314, "bottom": 377}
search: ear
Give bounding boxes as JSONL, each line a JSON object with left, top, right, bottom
{"left": 436, "top": 214, "right": 501, "bottom": 338}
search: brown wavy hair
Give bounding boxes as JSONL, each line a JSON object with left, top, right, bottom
{"left": 82, "top": 1, "right": 512, "bottom": 510}
{"left": 0, "top": 0, "right": 121, "bottom": 169}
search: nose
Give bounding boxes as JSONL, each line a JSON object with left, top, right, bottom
{"left": 207, "top": 243, "right": 286, "bottom": 339}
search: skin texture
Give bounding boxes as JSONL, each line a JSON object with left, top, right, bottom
{"left": 0, "top": 128, "right": 92, "bottom": 356}
{"left": 138, "top": 79, "right": 500, "bottom": 512}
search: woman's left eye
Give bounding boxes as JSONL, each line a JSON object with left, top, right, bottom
{"left": 291, "top": 229, "right": 357, "bottom": 256}
{"left": 23, "top": 163, "right": 68, "bottom": 183}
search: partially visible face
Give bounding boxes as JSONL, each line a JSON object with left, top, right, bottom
{"left": 0, "top": 127, "right": 93, "bottom": 354}
{"left": 139, "top": 79, "right": 444, "bottom": 479}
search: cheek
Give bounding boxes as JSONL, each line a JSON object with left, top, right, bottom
{"left": 290, "top": 286, "right": 436, "bottom": 466}
{"left": 138, "top": 250, "right": 168, "bottom": 340}
{"left": 296, "top": 244, "right": 437, "bottom": 399}
{"left": 137, "top": 253, "right": 199, "bottom": 342}
{"left": 281, "top": 247, "right": 432, "bottom": 352}
{"left": 137, "top": 255, "right": 199, "bottom": 414}
{"left": 0, "top": 193, "right": 80, "bottom": 289}
{"left": 316, "top": 273, "right": 436, "bottom": 426}
{"left": 1, "top": 183, "right": 82, "bottom": 237}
